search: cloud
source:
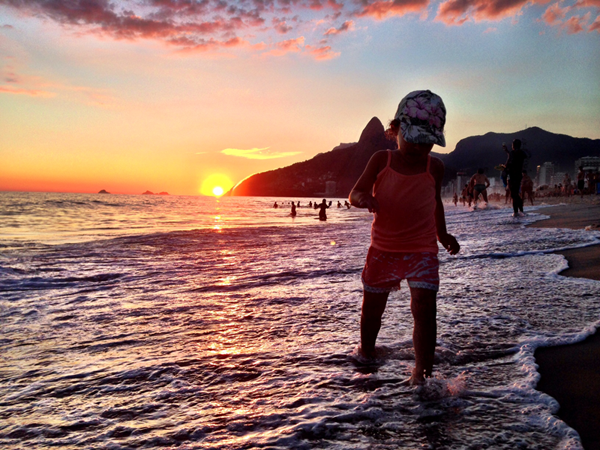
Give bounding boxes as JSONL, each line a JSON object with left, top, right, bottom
{"left": 263, "top": 36, "right": 306, "bottom": 56}
{"left": 436, "top": 0, "right": 551, "bottom": 25}
{"left": 1, "top": 0, "right": 596, "bottom": 59}
{"left": 273, "top": 17, "right": 294, "bottom": 34}
{"left": 0, "top": 0, "right": 333, "bottom": 56}
{"left": 0, "top": 85, "right": 55, "bottom": 97}
{"left": 305, "top": 44, "right": 340, "bottom": 59}
{"left": 324, "top": 20, "right": 354, "bottom": 35}
{"left": 0, "top": 56, "right": 122, "bottom": 105}
{"left": 539, "top": 2, "right": 598, "bottom": 33}
{"left": 563, "top": 11, "right": 591, "bottom": 33}
{"left": 574, "top": 0, "right": 600, "bottom": 6}
{"left": 541, "top": 2, "right": 568, "bottom": 25}
{"left": 356, "top": 0, "right": 429, "bottom": 20}
{"left": 221, "top": 147, "right": 302, "bottom": 159}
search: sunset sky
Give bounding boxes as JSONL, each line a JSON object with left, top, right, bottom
{"left": 1, "top": 0, "right": 599, "bottom": 195}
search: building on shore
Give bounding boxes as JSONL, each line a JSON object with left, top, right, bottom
{"left": 538, "top": 162, "right": 555, "bottom": 187}
{"left": 575, "top": 156, "right": 600, "bottom": 173}
{"left": 325, "top": 181, "right": 336, "bottom": 196}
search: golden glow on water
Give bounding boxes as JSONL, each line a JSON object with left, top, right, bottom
{"left": 217, "top": 276, "right": 236, "bottom": 286}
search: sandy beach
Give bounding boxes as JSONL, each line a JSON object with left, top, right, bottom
{"left": 528, "top": 196, "right": 600, "bottom": 450}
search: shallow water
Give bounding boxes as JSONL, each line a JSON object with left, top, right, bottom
{"left": 1, "top": 192, "right": 600, "bottom": 449}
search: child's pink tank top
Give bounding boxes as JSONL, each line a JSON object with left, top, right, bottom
{"left": 371, "top": 150, "right": 438, "bottom": 253}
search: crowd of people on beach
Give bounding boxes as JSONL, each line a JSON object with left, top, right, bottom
{"left": 534, "top": 168, "right": 600, "bottom": 198}
{"left": 456, "top": 165, "right": 599, "bottom": 210}
{"left": 453, "top": 140, "right": 599, "bottom": 214}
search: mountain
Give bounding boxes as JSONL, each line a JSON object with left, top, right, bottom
{"left": 230, "top": 117, "right": 397, "bottom": 197}
{"left": 230, "top": 123, "right": 600, "bottom": 197}
{"left": 436, "top": 127, "right": 600, "bottom": 177}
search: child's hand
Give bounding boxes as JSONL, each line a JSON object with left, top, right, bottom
{"left": 439, "top": 233, "right": 460, "bottom": 255}
{"left": 358, "top": 194, "right": 379, "bottom": 213}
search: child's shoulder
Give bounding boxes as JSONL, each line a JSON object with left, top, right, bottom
{"left": 429, "top": 155, "right": 445, "bottom": 170}
{"left": 429, "top": 154, "right": 444, "bottom": 164}
{"left": 369, "top": 149, "right": 393, "bottom": 166}
{"left": 429, "top": 155, "right": 445, "bottom": 179}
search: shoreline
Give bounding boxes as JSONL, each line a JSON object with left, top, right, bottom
{"left": 527, "top": 199, "right": 600, "bottom": 450}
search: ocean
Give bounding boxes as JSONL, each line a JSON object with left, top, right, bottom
{"left": 1, "top": 191, "right": 600, "bottom": 449}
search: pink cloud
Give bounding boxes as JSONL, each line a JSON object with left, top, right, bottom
{"left": 0, "top": 0, "right": 356, "bottom": 57}
{"left": 563, "top": 11, "right": 591, "bottom": 33}
{"left": 539, "top": 1, "right": 600, "bottom": 32}
{"left": 326, "top": 0, "right": 345, "bottom": 11}
{"left": 305, "top": 44, "right": 340, "bottom": 59}
{"left": 541, "top": 2, "right": 568, "bottom": 25}
{"left": 574, "top": 0, "right": 600, "bottom": 6}
{"left": 272, "top": 17, "right": 294, "bottom": 34}
{"left": 356, "top": 0, "right": 429, "bottom": 20}
{"left": 277, "top": 36, "right": 306, "bottom": 51}
{"left": 175, "top": 36, "right": 257, "bottom": 53}
{"left": 436, "top": 0, "right": 552, "bottom": 25}
{"left": 324, "top": 20, "right": 354, "bottom": 35}
{"left": 0, "top": 0, "right": 265, "bottom": 49}
{"left": 262, "top": 36, "right": 306, "bottom": 56}
{"left": 0, "top": 85, "right": 55, "bottom": 97}
{"left": 2, "top": 0, "right": 596, "bottom": 59}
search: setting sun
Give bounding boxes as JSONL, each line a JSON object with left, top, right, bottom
{"left": 200, "top": 174, "right": 234, "bottom": 197}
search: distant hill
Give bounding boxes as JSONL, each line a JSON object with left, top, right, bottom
{"left": 230, "top": 117, "right": 397, "bottom": 197}
{"left": 230, "top": 123, "right": 600, "bottom": 197}
{"left": 437, "top": 127, "right": 600, "bottom": 177}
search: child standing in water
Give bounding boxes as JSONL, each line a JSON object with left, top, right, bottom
{"left": 349, "top": 90, "right": 460, "bottom": 385}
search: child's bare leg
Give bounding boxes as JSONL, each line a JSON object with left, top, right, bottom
{"left": 409, "top": 287, "right": 437, "bottom": 383}
{"left": 360, "top": 290, "right": 389, "bottom": 358}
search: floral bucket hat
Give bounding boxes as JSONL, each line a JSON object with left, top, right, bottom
{"left": 394, "top": 90, "right": 446, "bottom": 147}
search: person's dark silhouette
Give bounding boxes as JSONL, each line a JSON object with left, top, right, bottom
{"left": 318, "top": 199, "right": 329, "bottom": 221}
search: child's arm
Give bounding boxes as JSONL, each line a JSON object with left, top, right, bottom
{"left": 349, "top": 151, "right": 387, "bottom": 213}
{"left": 431, "top": 157, "right": 460, "bottom": 255}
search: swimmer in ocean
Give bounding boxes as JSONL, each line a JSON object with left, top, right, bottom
{"left": 317, "top": 199, "right": 329, "bottom": 221}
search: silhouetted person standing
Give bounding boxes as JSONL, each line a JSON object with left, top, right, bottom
{"left": 503, "top": 139, "right": 527, "bottom": 217}
{"left": 318, "top": 199, "right": 329, "bottom": 221}
{"left": 577, "top": 166, "right": 585, "bottom": 197}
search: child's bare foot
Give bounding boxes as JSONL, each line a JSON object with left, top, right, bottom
{"left": 358, "top": 345, "right": 376, "bottom": 360}
{"left": 408, "top": 367, "right": 426, "bottom": 386}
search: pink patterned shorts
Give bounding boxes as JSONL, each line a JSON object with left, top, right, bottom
{"left": 361, "top": 247, "right": 439, "bottom": 293}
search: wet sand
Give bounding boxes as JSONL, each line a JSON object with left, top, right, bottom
{"left": 528, "top": 199, "right": 600, "bottom": 450}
